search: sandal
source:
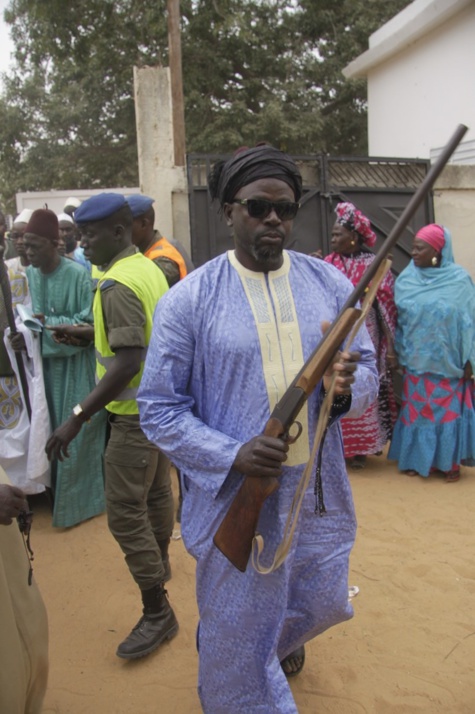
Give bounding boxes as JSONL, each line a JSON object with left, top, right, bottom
{"left": 403, "top": 469, "right": 419, "bottom": 477}
{"left": 445, "top": 470, "right": 460, "bottom": 483}
{"left": 349, "top": 455, "right": 366, "bottom": 470}
{"left": 280, "top": 645, "right": 305, "bottom": 678}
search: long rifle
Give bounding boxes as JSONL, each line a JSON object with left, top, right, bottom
{"left": 0, "top": 252, "right": 32, "bottom": 419}
{"left": 213, "top": 123, "right": 469, "bottom": 572}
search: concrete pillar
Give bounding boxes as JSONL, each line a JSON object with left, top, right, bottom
{"left": 434, "top": 165, "right": 475, "bottom": 280}
{"left": 133, "top": 65, "right": 191, "bottom": 252}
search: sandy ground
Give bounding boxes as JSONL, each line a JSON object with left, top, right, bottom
{"left": 30, "top": 456, "right": 475, "bottom": 714}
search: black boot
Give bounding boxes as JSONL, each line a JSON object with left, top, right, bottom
{"left": 157, "top": 538, "right": 172, "bottom": 582}
{"left": 116, "top": 583, "right": 179, "bottom": 660}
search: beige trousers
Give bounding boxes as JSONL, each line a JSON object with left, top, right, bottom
{"left": 0, "top": 466, "right": 49, "bottom": 714}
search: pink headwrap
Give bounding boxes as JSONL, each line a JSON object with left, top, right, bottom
{"left": 334, "top": 202, "right": 376, "bottom": 247}
{"left": 415, "top": 224, "right": 445, "bottom": 253}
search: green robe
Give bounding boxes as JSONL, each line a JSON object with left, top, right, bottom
{"left": 27, "top": 258, "right": 106, "bottom": 527}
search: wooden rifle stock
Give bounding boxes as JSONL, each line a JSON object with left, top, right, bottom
{"left": 213, "top": 124, "right": 469, "bottom": 572}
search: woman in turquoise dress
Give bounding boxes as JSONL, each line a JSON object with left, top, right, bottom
{"left": 388, "top": 224, "right": 475, "bottom": 482}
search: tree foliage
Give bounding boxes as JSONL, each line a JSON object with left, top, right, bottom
{"left": 0, "top": 0, "right": 411, "bottom": 211}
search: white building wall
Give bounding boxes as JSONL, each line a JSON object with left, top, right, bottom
{"left": 367, "top": 2, "right": 475, "bottom": 158}
{"left": 343, "top": 0, "right": 475, "bottom": 161}
{"left": 342, "top": 0, "right": 475, "bottom": 277}
{"left": 433, "top": 165, "right": 475, "bottom": 281}
{"left": 16, "top": 188, "right": 140, "bottom": 217}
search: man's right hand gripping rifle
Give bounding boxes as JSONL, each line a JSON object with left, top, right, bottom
{"left": 233, "top": 341, "right": 359, "bottom": 481}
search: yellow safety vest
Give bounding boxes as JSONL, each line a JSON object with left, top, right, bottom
{"left": 90, "top": 264, "right": 104, "bottom": 289}
{"left": 93, "top": 252, "right": 168, "bottom": 414}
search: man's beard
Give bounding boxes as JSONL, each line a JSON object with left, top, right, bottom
{"left": 252, "top": 245, "right": 282, "bottom": 268}
{"left": 252, "top": 240, "right": 283, "bottom": 266}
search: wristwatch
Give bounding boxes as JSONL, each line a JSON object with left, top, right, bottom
{"left": 72, "top": 404, "right": 90, "bottom": 423}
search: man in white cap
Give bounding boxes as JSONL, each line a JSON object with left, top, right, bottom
{"left": 0, "top": 239, "right": 50, "bottom": 496}
{"left": 57, "top": 212, "right": 89, "bottom": 271}
{"left": 6, "top": 209, "right": 33, "bottom": 266}
{"left": 63, "top": 196, "right": 82, "bottom": 218}
{"left": 1, "top": 207, "right": 50, "bottom": 496}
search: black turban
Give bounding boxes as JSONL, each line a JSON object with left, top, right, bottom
{"left": 208, "top": 145, "right": 303, "bottom": 207}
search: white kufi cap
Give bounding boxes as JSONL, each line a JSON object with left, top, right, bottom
{"left": 64, "top": 197, "right": 82, "bottom": 209}
{"left": 57, "top": 212, "right": 74, "bottom": 224}
{"left": 14, "top": 208, "right": 33, "bottom": 225}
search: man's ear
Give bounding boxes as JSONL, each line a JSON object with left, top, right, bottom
{"left": 114, "top": 223, "right": 125, "bottom": 240}
{"left": 223, "top": 203, "right": 233, "bottom": 227}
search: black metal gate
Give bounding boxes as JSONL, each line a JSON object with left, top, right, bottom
{"left": 187, "top": 153, "right": 433, "bottom": 275}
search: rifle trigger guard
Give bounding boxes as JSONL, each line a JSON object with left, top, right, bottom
{"left": 285, "top": 421, "right": 302, "bottom": 445}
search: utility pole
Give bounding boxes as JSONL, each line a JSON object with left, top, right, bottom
{"left": 167, "top": 0, "right": 186, "bottom": 167}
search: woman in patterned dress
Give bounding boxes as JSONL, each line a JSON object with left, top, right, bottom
{"left": 388, "top": 224, "right": 475, "bottom": 482}
{"left": 324, "top": 201, "right": 398, "bottom": 469}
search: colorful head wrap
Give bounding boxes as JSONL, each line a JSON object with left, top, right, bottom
{"left": 415, "top": 224, "right": 445, "bottom": 253}
{"left": 334, "top": 202, "right": 376, "bottom": 248}
{"left": 208, "top": 144, "right": 303, "bottom": 206}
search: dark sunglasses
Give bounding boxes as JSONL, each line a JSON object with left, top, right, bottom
{"left": 232, "top": 198, "right": 300, "bottom": 221}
